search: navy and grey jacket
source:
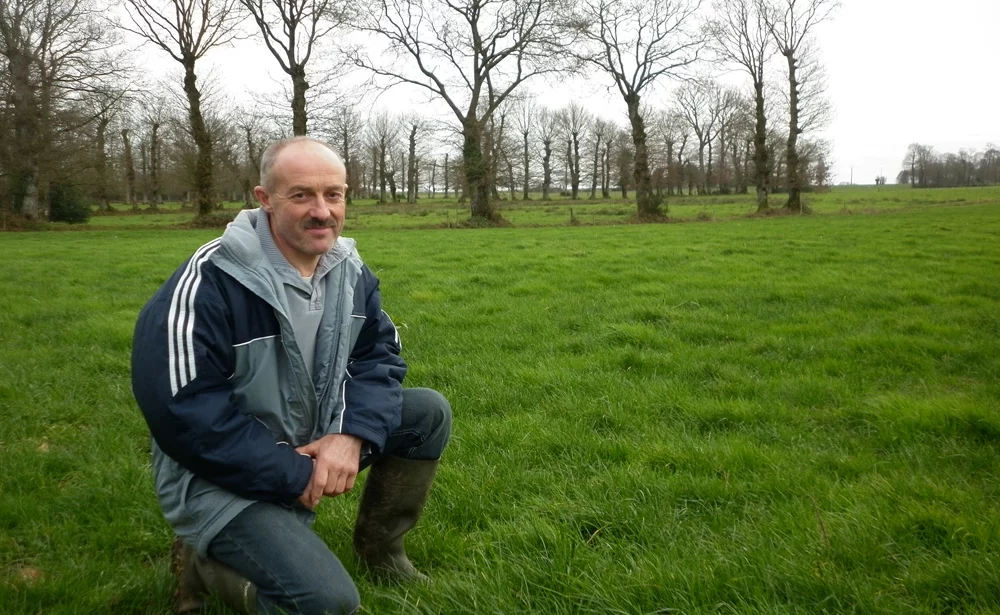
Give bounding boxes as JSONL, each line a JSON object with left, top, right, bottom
{"left": 131, "top": 209, "right": 406, "bottom": 556}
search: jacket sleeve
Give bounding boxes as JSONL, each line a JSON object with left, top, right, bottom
{"left": 131, "top": 259, "right": 313, "bottom": 503}
{"left": 336, "top": 266, "right": 407, "bottom": 454}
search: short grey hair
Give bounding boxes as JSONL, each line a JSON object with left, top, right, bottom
{"left": 258, "top": 136, "right": 344, "bottom": 192}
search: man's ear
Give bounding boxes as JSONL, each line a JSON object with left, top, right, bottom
{"left": 253, "top": 186, "right": 272, "bottom": 211}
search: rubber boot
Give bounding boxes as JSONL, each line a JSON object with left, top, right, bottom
{"left": 353, "top": 456, "right": 440, "bottom": 582}
{"left": 171, "top": 536, "right": 257, "bottom": 614}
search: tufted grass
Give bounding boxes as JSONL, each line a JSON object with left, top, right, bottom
{"left": 1, "top": 198, "right": 998, "bottom": 613}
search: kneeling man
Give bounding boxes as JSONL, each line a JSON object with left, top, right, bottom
{"left": 131, "top": 137, "right": 451, "bottom": 615}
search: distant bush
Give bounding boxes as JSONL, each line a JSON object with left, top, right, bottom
{"left": 49, "top": 183, "right": 91, "bottom": 224}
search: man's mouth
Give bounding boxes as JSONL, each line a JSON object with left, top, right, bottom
{"left": 303, "top": 219, "right": 336, "bottom": 230}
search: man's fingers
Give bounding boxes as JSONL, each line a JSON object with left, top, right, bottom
{"left": 296, "top": 441, "right": 318, "bottom": 456}
{"left": 311, "top": 463, "right": 328, "bottom": 504}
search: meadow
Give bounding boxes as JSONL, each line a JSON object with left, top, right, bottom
{"left": 1, "top": 187, "right": 999, "bottom": 613}
{"left": 54, "top": 184, "right": 1000, "bottom": 232}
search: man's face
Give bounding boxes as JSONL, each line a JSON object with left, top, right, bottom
{"left": 255, "top": 142, "right": 347, "bottom": 273}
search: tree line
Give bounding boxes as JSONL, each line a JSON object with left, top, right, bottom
{"left": 1, "top": 0, "right": 840, "bottom": 223}
{"left": 898, "top": 144, "right": 1000, "bottom": 188}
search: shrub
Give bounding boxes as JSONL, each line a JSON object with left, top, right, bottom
{"left": 49, "top": 183, "right": 91, "bottom": 224}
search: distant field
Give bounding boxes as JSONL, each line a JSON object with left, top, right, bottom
{"left": 67, "top": 184, "right": 1000, "bottom": 230}
{"left": 1, "top": 197, "right": 999, "bottom": 613}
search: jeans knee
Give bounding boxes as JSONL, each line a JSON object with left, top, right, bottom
{"left": 298, "top": 582, "right": 360, "bottom": 615}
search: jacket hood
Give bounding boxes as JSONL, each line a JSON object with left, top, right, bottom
{"left": 220, "top": 208, "right": 356, "bottom": 273}
{"left": 211, "top": 208, "right": 358, "bottom": 316}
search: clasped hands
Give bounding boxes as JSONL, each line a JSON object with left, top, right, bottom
{"left": 295, "top": 433, "right": 363, "bottom": 510}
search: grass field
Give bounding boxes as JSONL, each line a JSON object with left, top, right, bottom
{"left": 1, "top": 188, "right": 999, "bottom": 613}
{"left": 47, "top": 184, "right": 1000, "bottom": 231}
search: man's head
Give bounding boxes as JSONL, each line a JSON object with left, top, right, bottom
{"left": 254, "top": 137, "right": 348, "bottom": 276}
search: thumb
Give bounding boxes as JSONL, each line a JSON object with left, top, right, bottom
{"left": 296, "top": 442, "right": 319, "bottom": 456}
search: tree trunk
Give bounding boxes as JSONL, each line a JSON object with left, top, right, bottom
{"left": 522, "top": 131, "right": 530, "bottom": 200}
{"left": 718, "top": 128, "right": 728, "bottom": 194}
{"left": 291, "top": 66, "right": 308, "bottom": 136}
{"left": 706, "top": 140, "right": 714, "bottom": 195}
{"left": 542, "top": 139, "right": 552, "bottom": 200}
{"left": 590, "top": 133, "right": 600, "bottom": 199}
{"left": 784, "top": 51, "right": 801, "bottom": 211}
{"left": 407, "top": 125, "right": 417, "bottom": 204}
{"left": 378, "top": 142, "right": 387, "bottom": 204}
{"left": 122, "top": 128, "right": 138, "bottom": 212}
{"left": 665, "top": 141, "right": 674, "bottom": 196}
{"left": 444, "top": 153, "right": 450, "bottom": 198}
{"left": 571, "top": 134, "right": 581, "bottom": 199}
{"left": 150, "top": 122, "right": 161, "bottom": 209}
{"left": 340, "top": 124, "right": 352, "bottom": 204}
{"left": 506, "top": 156, "right": 515, "bottom": 201}
{"left": 625, "top": 94, "right": 661, "bottom": 216}
{"left": 182, "top": 56, "right": 215, "bottom": 217}
{"left": 697, "top": 141, "right": 706, "bottom": 195}
{"left": 95, "top": 117, "right": 110, "bottom": 212}
{"left": 463, "top": 119, "right": 498, "bottom": 221}
{"left": 602, "top": 142, "right": 611, "bottom": 198}
{"left": 9, "top": 51, "right": 41, "bottom": 219}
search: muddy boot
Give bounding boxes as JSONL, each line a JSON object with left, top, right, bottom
{"left": 353, "top": 457, "right": 440, "bottom": 582}
{"left": 171, "top": 536, "right": 257, "bottom": 614}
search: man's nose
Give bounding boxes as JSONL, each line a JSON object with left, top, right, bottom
{"left": 309, "top": 196, "right": 331, "bottom": 218}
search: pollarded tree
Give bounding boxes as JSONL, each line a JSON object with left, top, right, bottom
{"left": 760, "top": 0, "right": 838, "bottom": 210}
{"left": 675, "top": 79, "right": 718, "bottom": 194}
{"left": 572, "top": 0, "right": 703, "bottom": 216}
{"left": 589, "top": 118, "right": 614, "bottom": 198}
{"left": 350, "top": 0, "right": 570, "bottom": 222}
{"left": 122, "top": 0, "right": 242, "bottom": 218}
{"left": 367, "top": 110, "right": 399, "bottom": 204}
{"left": 511, "top": 96, "right": 538, "bottom": 200}
{"left": 239, "top": 0, "right": 349, "bottom": 135}
{"left": 330, "top": 103, "right": 364, "bottom": 202}
{"left": 558, "top": 102, "right": 590, "bottom": 199}
{"left": 708, "top": 0, "right": 774, "bottom": 210}
{"left": 538, "top": 106, "right": 559, "bottom": 200}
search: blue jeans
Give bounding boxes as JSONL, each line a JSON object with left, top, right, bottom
{"left": 208, "top": 388, "right": 451, "bottom": 615}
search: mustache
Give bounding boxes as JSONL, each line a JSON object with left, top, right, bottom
{"left": 302, "top": 218, "right": 338, "bottom": 230}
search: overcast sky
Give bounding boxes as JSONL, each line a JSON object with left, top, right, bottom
{"left": 151, "top": 0, "right": 998, "bottom": 186}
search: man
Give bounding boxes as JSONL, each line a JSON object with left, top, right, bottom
{"left": 131, "top": 136, "right": 451, "bottom": 615}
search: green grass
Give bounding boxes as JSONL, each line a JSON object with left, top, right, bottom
{"left": 1, "top": 194, "right": 999, "bottom": 613}
{"left": 56, "top": 185, "right": 1000, "bottom": 231}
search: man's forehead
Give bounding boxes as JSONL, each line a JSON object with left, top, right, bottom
{"left": 272, "top": 143, "right": 345, "bottom": 182}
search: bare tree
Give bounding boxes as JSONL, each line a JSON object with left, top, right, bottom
{"left": 1, "top": 0, "right": 123, "bottom": 219}
{"left": 122, "top": 0, "right": 241, "bottom": 217}
{"left": 558, "top": 103, "right": 590, "bottom": 199}
{"left": 512, "top": 96, "right": 538, "bottom": 200}
{"left": 589, "top": 118, "right": 614, "bottom": 199}
{"left": 708, "top": 0, "right": 773, "bottom": 210}
{"left": 122, "top": 126, "right": 138, "bottom": 210}
{"left": 141, "top": 94, "right": 171, "bottom": 208}
{"left": 239, "top": 0, "right": 348, "bottom": 135}
{"left": 331, "top": 103, "right": 364, "bottom": 202}
{"left": 404, "top": 115, "right": 422, "bottom": 204}
{"left": 234, "top": 105, "right": 267, "bottom": 207}
{"left": 761, "top": 0, "right": 838, "bottom": 210}
{"left": 675, "top": 79, "right": 719, "bottom": 194}
{"left": 538, "top": 106, "right": 559, "bottom": 200}
{"left": 572, "top": 0, "right": 703, "bottom": 216}
{"left": 368, "top": 111, "right": 399, "bottom": 204}
{"left": 350, "top": 0, "right": 568, "bottom": 221}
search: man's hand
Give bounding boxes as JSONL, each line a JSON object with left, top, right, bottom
{"left": 295, "top": 434, "right": 363, "bottom": 509}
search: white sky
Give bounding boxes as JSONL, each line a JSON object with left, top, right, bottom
{"left": 137, "top": 0, "right": 999, "bottom": 186}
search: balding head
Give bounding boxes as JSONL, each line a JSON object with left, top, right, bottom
{"left": 259, "top": 136, "right": 345, "bottom": 193}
